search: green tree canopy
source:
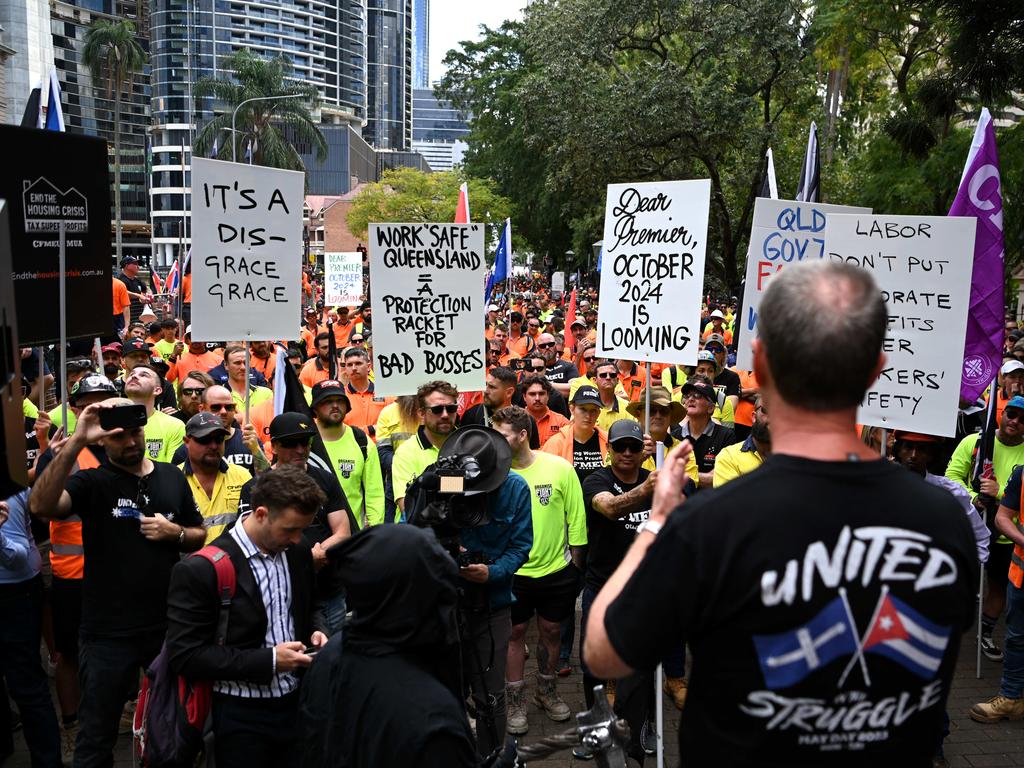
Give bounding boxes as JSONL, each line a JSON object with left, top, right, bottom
{"left": 193, "top": 50, "right": 327, "bottom": 170}
{"left": 346, "top": 168, "right": 514, "bottom": 247}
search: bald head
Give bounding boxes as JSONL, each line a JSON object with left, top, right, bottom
{"left": 537, "top": 333, "right": 557, "bottom": 362}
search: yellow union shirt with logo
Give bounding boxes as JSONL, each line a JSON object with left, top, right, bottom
{"left": 513, "top": 452, "right": 587, "bottom": 578}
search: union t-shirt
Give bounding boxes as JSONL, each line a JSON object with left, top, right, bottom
{"left": 572, "top": 431, "right": 604, "bottom": 484}
{"left": 582, "top": 466, "right": 652, "bottom": 591}
{"left": 63, "top": 462, "right": 202, "bottom": 636}
{"left": 605, "top": 454, "right": 978, "bottom": 766}
{"left": 145, "top": 410, "right": 186, "bottom": 463}
{"left": 512, "top": 452, "right": 587, "bottom": 578}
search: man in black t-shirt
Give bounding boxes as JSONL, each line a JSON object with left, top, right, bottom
{"left": 705, "top": 333, "right": 741, "bottom": 413}
{"left": 536, "top": 333, "right": 579, "bottom": 386}
{"left": 579, "top": 420, "right": 663, "bottom": 762}
{"left": 117, "top": 257, "right": 152, "bottom": 326}
{"left": 29, "top": 400, "right": 205, "bottom": 767}
{"left": 584, "top": 262, "right": 979, "bottom": 767}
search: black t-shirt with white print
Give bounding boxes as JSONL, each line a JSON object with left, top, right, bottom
{"left": 604, "top": 454, "right": 979, "bottom": 766}
{"left": 572, "top": 431, "right": 605, "bottom": 484}
{"left": 64, "top": 461, "right": 202, "bottom": 637}
{"left": 582, "top": 467, "right": 651, "bottom": 592}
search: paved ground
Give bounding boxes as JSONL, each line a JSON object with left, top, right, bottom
{"left": 5, "top": 621, "right": 1023, "bottom": 767}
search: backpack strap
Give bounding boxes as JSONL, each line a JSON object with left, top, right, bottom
{"left": 351, "top": 425, "right": 368, "bottom": 461}
{"left": 192, "top": 546, "right": 236, "bottom": 646}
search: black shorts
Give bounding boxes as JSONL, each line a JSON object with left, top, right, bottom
{"left": 511, "top": 564, "right": 580, "bottom": 626}
{"left": 986, "top": 539, "right": 1013, "bottom": 582}
{"left": 51, "top": 576, "right": 83, "bottom": 657}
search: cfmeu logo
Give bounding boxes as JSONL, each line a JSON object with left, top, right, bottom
{"left": 962, "top": 354, "right": 992, "bottom": 388}
{"left": 22, "top": 177, "right": 89, "bottom": 233}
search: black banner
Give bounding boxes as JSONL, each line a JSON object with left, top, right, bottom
{"left": 1, "top": 125, "right": 112, "bottom": 345}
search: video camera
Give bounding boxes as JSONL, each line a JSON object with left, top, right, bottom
{"left": 406, "top": 452, "right": 492, "bottom": 530}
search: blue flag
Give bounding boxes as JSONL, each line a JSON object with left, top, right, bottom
{"left": 486, "top": 219, "right": 511, "bottom": 303}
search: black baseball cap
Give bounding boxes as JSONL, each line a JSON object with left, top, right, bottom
{"left": 269, "top": 412, "right": 317, "bottom": 441}
{"left": 186, "top": 412, "right": 230, "bottom": 439}
{"left": 681, "top": 380, "right": 717, "bottom": 404}
{"left": 570, "top": 385, "right": 602, "bottom": 408}
{"left": 608, "top": 419, "right": 644, "bottom": 445}
{"left": 120, "top": 256, "right": 139, "bottom": 267}
{"left": 310, "top": 379, "right": 351, "bottom": 410}
{"left": 122, "top": 338, "right": 151, "bottom": 356}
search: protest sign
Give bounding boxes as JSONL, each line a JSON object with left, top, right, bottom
{"left": 735, "top": 198, "right": 870, "bottom": 370}
{"left": 369, "top": 223, "right": 486, "bottom": 396}
{"left": 190, "top": 158, "right": 303, "bottom": 341}
{"left": 1, "top": 125, "right": 112, "bottom": 344}
{"left": 324, "top": 251, "right": 363, "bottom": 306}
{"left": 551, "top": 271, "right": 565, "bottom": 293}
{"left": 596, "top": 180, "right": 710, "bottom": 365}
{"left": 825, "top": 214, "right": 975, "bottom": 437}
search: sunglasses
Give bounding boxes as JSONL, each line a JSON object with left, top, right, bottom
{"left": 530, "top": 365, "right": 546, "bottom": 372}
{"left": 181, "top": 387, "right": 206, "bottom": 397}
{"left": 1004, "top": 410, "right": 1024, "bottom": 423}
{"left": 538, "top": 342, "right": 555, "bottom": 349}
{"left": 596, "top": 372, "right": 617, "bottom": 379}
{"left": 528, "top": 323, "right": 540, "bottom": 329}
{"left": 277, "top": 437, "right": 312, "bottom": 449}
{"left": 208, "top": 403, "right": 236, "bottom": 412}
{"left": 613, "top": 441, "right": 644, "bottom": 454}
{"left": 193, "top": 433, "right": 226, "bottom": 445}
{"left": 427, "top": 404, "right": 459, "bottom": 415}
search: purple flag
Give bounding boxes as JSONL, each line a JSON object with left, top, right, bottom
{"left": 951, "top": 108, "right": 1004, "bottom": 403}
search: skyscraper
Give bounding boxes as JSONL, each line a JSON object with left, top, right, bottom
{"left": 411, "top": 87, "right": 467, "bottom": 171}
{"left": 148, "top": 0, "right": 368, "bottom": 266}
{"left": 364, "top": 0, "right": 412, "bottom": 151}
{"left": 412, "top": 0, "right": 427, "bottom": 89}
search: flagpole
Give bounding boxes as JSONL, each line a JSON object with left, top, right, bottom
{"left": 58, "top": 221, "right": 69, "bottom": 431}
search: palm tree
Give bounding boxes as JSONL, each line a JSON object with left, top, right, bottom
{"left": 193, "top": 50, "right": 327, "bottom": 170}
{"left": 82, "top": 19, "right": 146, "bottom": 264}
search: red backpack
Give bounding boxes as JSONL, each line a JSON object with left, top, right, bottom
{"left": 134, "top": 546, "right": 236, "bottom": 767}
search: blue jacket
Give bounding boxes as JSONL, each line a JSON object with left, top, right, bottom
{"left": 459, "top": 471, "right": 533, "bottom": 612}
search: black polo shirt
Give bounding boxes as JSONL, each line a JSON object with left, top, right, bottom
{"left": 673, "top": 420, "right": 737, "bottom": 474}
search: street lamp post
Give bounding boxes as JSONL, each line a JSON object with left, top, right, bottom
{"left": 231, "top": 93, "right": 306, "bottom": 162}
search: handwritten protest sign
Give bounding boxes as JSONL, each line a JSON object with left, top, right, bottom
{"left": 190, "top": 158, "right": 303, "bottom": 340}
{"left": 735, "top": 198, "right": 870, "bottom": 370}
{"left": 551, "top": 271, "right": 565, "bottom": 294}
{"left": 824, "top": 214, "right": 976, "bottom": 437}
{"left": 596, "top": 180, "right": 710, "bottom": 365}
{"left": 369, "top": 223, "right": 486, "bottom": 396}
{"left": 324, "top": 251, "right": 363, "bottom": 306}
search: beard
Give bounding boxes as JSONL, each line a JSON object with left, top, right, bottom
{"left": 104, "top": 363, "right": 120, "bottom": 378}
{"left": 751, "top": 419, "right": 771, "bottom": 446}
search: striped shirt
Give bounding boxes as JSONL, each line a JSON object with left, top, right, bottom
{"left": 212, "top": 514, "right": 298, "bottom": 698}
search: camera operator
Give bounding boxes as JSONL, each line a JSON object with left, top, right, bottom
{"left": 584, "top": 262, "right": 979, "bottom": 765}
{"left": 407, "top": 423, "right": 533, "bottom": 758}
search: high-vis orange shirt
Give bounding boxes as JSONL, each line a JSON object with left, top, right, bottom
{"left": 112, "top": 278, "right": 130, "bottom": 315}
{"left": 733, "top": 369, "right": 759, "bottom": 428}
{"left": 182, "top": 273, "right": 192, "bottom": 304}
{"left": 50, "top": 446, "right": 101, "bottom": 580}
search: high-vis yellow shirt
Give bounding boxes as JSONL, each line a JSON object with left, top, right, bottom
{"left": 513, "top": 452, "right": 587, "bottom": 578}
{"left": 322, "top": 426, "right": 385, "bottom": 527}
{"left": 180, "top": 458, "right": 250, "bottom": 544}
{"left": 145, "top": 410, "right": 186, "bottom": 463}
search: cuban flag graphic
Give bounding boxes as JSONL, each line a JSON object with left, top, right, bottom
{"left": 861, "top": 594, "right": 951, "bottom": 679}
{"left": 752, "top": 597, "right": 859, "bottom": 689}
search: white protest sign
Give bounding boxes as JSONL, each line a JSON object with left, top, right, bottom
{"left": 324, "top": 251, "right": 363, "bottom": 306}
{"left": 824, "top": 214, "right": 976, "bottom": 437}
{"left": 736, "top": 198, "right": 871, "bottom": 370}
{"left": 190, "top": 158, "right": 303, "bottom": 340}
{"left": 369, "top": 223, "right": 486, "bottom": 396}
{"left": 551, "top": 271, "right": 565, "bottom": 293}
{"left": 596, "top": 180, "right": 710, "bottom": 365}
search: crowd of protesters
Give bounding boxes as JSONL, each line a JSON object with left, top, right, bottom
{"left": 0, "top": 255, "right": 1018, "bottom": 768}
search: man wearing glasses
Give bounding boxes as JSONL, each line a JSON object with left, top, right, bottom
{"left": 536, "top": 333, "right": 578, "bottom": 397}
{"left": 29, "top": 400, "right": 205, "bottom": 767}
{"left": 178, "top": 412, "right": 251, "bottom": 544}
{"left": 677, "top": 377, "right": 737, "bottom": 490}
{"left": 172, "top": 370, "right": 214, "bottom": 424}
{"left": 171, "top": 386, "right": 268, "bottom": 475}
{"left": 391, "top": 380, "right": 460, "bottom": 516}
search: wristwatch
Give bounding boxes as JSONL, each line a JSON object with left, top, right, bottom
{"left": 636, "top": 519, "right": 663, "bottom": 537}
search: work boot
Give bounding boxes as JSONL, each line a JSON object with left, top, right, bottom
{"left": 664, "top": 676, "right": 688, "bottom": 711}
{"left": 969, "top": 695, "right": 1024, "bottom": 723}
{"left": 60, "top": 721, "right": 78, "bottom": 766}
{"left": 506, "top": 682, "right": 528, "bottom": 735}
{"left": 533, "top": 673, "right": 571, "bottom": 722}
{"left": 605, "top": 679, "right": 616, "bottom": 710}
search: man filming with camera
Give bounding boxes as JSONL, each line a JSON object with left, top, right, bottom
{"left": 403, "top": 386, "right": 533, "bottom": 759}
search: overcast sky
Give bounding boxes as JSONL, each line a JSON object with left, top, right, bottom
{"left": 428, "top": 0, "right": 526, "bottom": 84}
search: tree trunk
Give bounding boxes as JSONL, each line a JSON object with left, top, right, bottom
{"left": 114, "top": 76, "right": 123, "bottom": 264}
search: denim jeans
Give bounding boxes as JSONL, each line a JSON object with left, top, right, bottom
{"left": 316, "top": 591, "right": 347, "bottom": 638}
{"left": 0, "top": 577, "right": 61, "bottom": 768}
{"left": 74, "top": 631, "right": 164, "bottom": 768}
{"left": 1000, "top": 580, "right": 1024, "bottom": 698}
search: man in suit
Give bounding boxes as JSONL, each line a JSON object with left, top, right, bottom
{"left": 165, "top": 464, "right": 329, "bottom": 768}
